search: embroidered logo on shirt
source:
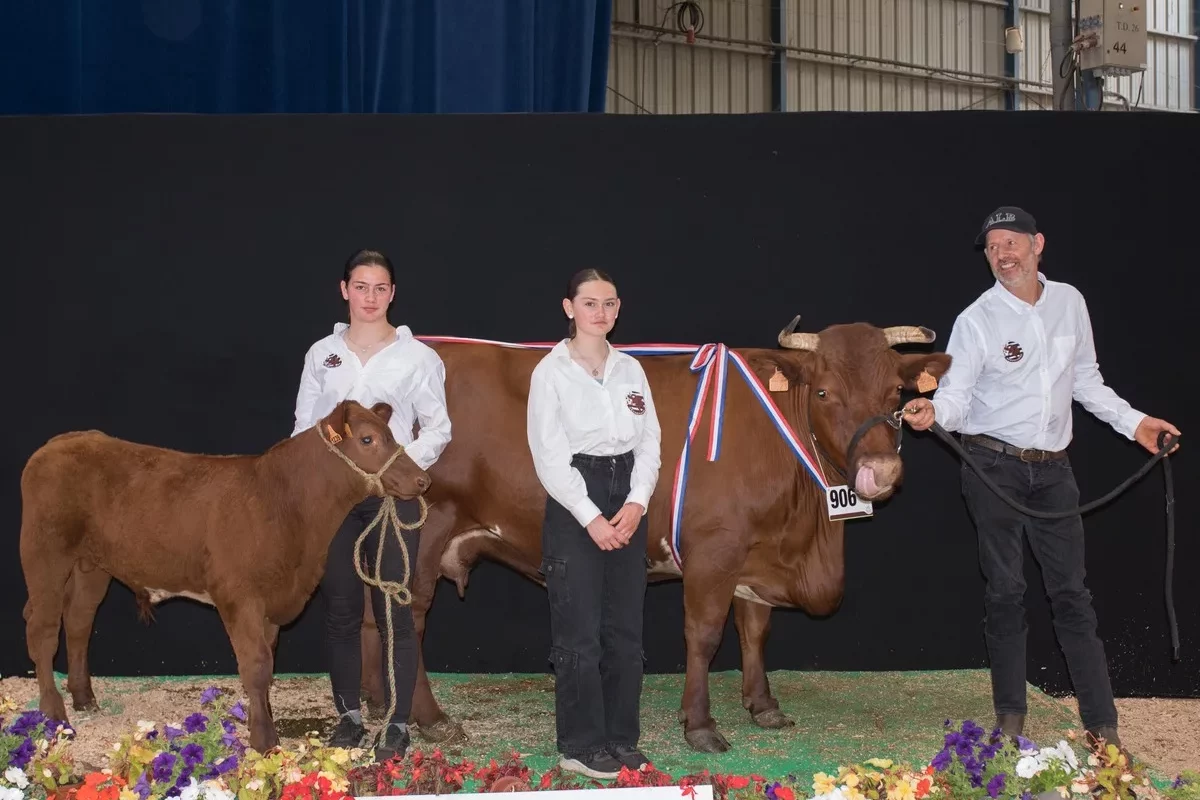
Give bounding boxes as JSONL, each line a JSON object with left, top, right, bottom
{"left": 1002, "top": 341, "right": 1024, "bottom": 363}
{"left": 323, "top": 354, "right": 343, "bottom": 368}
{"left": 625, "top": 390, "right": 646, "bottom": 415}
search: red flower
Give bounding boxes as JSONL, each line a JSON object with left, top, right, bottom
{"left": 728, "top": 776, "right": 750, "bottom": 789}
{"left": 776, "top": 787, "right": 796, "bottom": 800}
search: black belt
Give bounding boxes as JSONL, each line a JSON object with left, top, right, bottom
{"left": 961, "top": 434, "right": 1067, "bottom": 463}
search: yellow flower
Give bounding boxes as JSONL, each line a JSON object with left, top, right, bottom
{"left": 867, "top": 759, "right": 894, "bottom": 770}
{"left": 887, "top": 779, "right": 915, "bottom": 800}
{"left": 329, "top": 749, "right": 349, "bottom": 766}
{"left": 843, "top": 772, "right": 861, "bottom": 789}
{"left": 120, "top": 788, "right": 139, "bottom": 800}
{"left": 813, "top": 773, "right": 838, "bottom": 795}
{"left": 843, "top": 785, "right": 866, "bottom": 800}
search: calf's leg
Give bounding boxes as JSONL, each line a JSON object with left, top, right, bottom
{"left": 21, "top": 543, "right": 75, "bottom": 725}
{"left": 62, "top": 561, "right": 112, "bottom": 711}
{"left": 733, "top": 597, "right": 792, "bottom": 729}
{"left": 220, "top": 600, "right": 278, "bottom": 753}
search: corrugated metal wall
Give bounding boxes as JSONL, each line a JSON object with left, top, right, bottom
{"left": 606, "top": 0, "right": 1195, "bottom": 112}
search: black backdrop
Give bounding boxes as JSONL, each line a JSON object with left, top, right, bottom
{"left": 1, "top": 111, "right": 1196, "bottom": 699}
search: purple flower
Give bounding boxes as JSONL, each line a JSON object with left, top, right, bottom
{"left": 955, "top": 738, "right": 975, "bottom": 758}
{"left": 180, "top": 743, "right": 205, "bottom": 768}
{"left": 200, "top": 687, "right": 222, "bottom": 706}
{"left": 183, "top": 713, "right": 208, "bottom": 734}
{"left": 1021, "top": 793, "right": 1033, "bottom": 800}
{"left": 765, "top": 782, "right": 781, "bottom": 800}
{"left": 9, "top": 736, "right": 36, "bottom": 769}
{"left": 215, "top": 755, "right": 239, "bottom": 775}
{"left": 164, "top": 725, "right": 185, "bottom": 742}
{"left": 145, "top": 729, "right": 159, "bottom": 741}
{"left": 980, "top": 743, "right": 999, "bottom": 760}
{"left": 151, "top": 751, "right": 178, "bottom": 783}
{"left": 174, "top": 765, "right": 194, "bottom": 789}
{"left": 987, "top": 773, "right": 1006, "bottom": 798}
{"left": 8, "top": 710, "right": 47, "bottom": 738}
{"left": 1016, "top": 735, "right": 1037, "bottom": 752}
{"left": 229, "top": 702, "right": 247, "bottom": 723}
{"left": 931, "top": 749, "right": 952, "bottom": 772}
{"left": 133, "top": 773, "right": 152, "bottom": 800}
{"left": 962, "top": 720, "right": 985, "bottom": 742}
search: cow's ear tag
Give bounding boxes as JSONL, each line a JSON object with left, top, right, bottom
{"left": 344, "top": 422, "right": 354, "bottom": 439}
{"left": 916, "top": 370, "right": 938, "bottom": 393}
{"left": 769, "top": 368, "right": 789, "bottom": 392}
{"left": 325, "top": 424, "right": 343, "bottom": 444}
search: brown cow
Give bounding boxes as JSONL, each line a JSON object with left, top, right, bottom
{"left": 18, "top": 399, "right": 431, "bottom": 755}
{"left": 359, "top": 318, "right": 951, "bottom": 753}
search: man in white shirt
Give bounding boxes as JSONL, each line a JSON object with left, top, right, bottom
{"left": 903, "top": 206, "right": 1179, "bottom": 750}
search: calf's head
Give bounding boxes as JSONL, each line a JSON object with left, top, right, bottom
{"left": 760, "top": 317, "right": 951, "bottom": 502}
{"left": 321, "top": 401, "right": 432, "bottom": 500}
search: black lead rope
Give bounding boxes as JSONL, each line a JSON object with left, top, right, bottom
{"left": 928, "top": 424, "right": 1182, "bottom": 662}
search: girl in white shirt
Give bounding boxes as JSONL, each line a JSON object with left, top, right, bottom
{"left": 291, "top": 249, "right": 452, "bottom": 762}
{"left": 526, "top": 269, "right": 662, "bottom": 779}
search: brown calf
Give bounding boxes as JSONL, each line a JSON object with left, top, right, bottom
{"left": 19, "top": 400, "right": 431, "bottom": 754}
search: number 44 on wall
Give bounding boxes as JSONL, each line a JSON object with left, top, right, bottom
{"left": 825, "top": 484, "right": 874, "bottom": 521}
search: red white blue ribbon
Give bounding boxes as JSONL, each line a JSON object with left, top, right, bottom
{"left": 416, "top": 335, "right": 828, "bottom": 569}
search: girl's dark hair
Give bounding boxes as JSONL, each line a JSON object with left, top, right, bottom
{"left": 342, "top": 249, "right": 396, "bottom": 285}
{"left": 565, "top": 268, "right": 616, "bottom": 338}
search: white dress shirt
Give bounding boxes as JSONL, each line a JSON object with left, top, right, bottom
{"left": 527, "top": 340, "right": 663, "bottom": 527}
{"left": 931, "top": 273, "right": 1145, "bottom": 452}
{"left": 292, "top": 323, "right": 452, "bottom": 470}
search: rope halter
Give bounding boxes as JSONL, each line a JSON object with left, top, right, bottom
{"left": 317, "top": 419, "right": 430, "bottom": 733}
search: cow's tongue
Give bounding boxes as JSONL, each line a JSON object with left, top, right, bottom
{"left": 854, "top": 465, "right": 878, "bottom": 497}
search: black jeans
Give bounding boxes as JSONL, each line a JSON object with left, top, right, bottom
{"left": 960, "top": 439, "right": 1118, "bottom": 731}
{"left": 320, "top": 495, "right": 423, "bottom": 725}
{"left": 541, "top": 451, "right": 648, "bottom": 760}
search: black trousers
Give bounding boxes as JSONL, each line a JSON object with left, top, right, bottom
{"left": 959, "top": 438, "right": 1118, "bottom": 731}
{"left": 541, "top": 451, "right": 648, "bottom": 759}
{"left": 320, "top": 495, "right": 423, "bottom": 725}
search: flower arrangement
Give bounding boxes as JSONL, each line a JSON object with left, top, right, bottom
{"left": 4, "top": 690, "right": 1197, "bottom": 800}
{"left": 0, "top": 702, "right": 77, "bottom": 800}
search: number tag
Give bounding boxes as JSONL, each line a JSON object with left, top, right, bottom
{"left": 825, "top": 484, "right": 874, "bottom": 521}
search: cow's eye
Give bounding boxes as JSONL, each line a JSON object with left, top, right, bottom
{"left": 360, "top": 436, "right": 372, "bottom": 445}
{"left": 816, "top": 389, "right": 827, "bottom": 399}
{"left": 896, "top": 384, "right": 903, "bottom": 392}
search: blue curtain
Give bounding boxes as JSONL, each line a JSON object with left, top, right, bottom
{"left": 0, "top": 0, "right": 612, "bottom": 114}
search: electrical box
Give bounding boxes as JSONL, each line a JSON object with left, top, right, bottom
{"left": 1077, "top": 0, "right": 1148, "bottom": 76}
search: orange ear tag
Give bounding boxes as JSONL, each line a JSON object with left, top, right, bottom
{"left": 916, "top": 370, "right": 939, "bottom": 393}
{"left": 325, "top": 424, "right": 343, "bottom": 444}
{"left": 344, "top": 423, "right": 354, "bottom": 439}
{"left": 769, "top": 368, "right": 789, "bottom": 393}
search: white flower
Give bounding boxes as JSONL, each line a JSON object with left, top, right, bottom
{"left": 245, "top": 779, "right": 264, "bottom": 792}
{"left": 1016, "top": 756, "right": 1046, "bottom": 779}
{"left": 201, "top": 786, "right": 235, "bottom": 800}
{"left": 0, "top": 786, "right": 25, "bottom": 800}
{"left": 814, "top": 790, "right": 848, "bottom": 800}
{"left": 178, "top": 777, "right": 201, "bottom": 800}
{"left": 3, "top": 769, "right": 28, "bottom": 790}
{"left": 1055, "top": 741, "right": 1080, "bottom": 770}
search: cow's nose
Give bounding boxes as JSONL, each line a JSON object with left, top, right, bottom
{"left": 415, "top": 474, "right": 431, "bottom": 492}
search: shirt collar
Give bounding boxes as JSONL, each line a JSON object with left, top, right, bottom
{"left": 990, "top": 271, "right": 1048, "bottom": 312}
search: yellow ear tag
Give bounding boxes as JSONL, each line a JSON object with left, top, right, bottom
{"left": 769, "top": 368, "right": 789, "bottom": 393}
{"left": 916, "top": 370, "right": 938, "bottom": 393}
{"left": 344, "top": 423, "right": 354, "bottom": 439}
{"left": 325, "top": 424, "right": 343, "bottom": 444}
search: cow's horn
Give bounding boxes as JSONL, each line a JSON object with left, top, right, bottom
{"left": 883, "top": 326, "right": 937, "bottom": 346}
{"left": 778, "top": 315, "right": 820, "bottom": 350}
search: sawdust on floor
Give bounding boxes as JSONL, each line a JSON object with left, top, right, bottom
{"left": 1052, "top": 693, "right": 1200, "bottom": 778}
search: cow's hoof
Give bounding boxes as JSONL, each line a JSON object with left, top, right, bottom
{"left": 685, "top": 727, "right": 731, "bottom": 753}
{"left": 71, "top": 696, "right": 100, "bottom": 713}
{"left": 751, "top": 708, "right": 794, "bottom": 729}
{"left": 417, "top": 716, "right": 467, "bottom": 744}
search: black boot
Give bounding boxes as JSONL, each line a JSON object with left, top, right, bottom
{"left": 374, "top": 723, "right": 411, "bottom": 762}
{"left": 996, "top": 713, "right": 1025, "bottom": 741}
{"left": 1086, "top": 725, "right": 1123, "bottom": 751}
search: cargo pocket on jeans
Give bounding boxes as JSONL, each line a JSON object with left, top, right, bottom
{"left": 548, "top": 646, "right": 580, "bottom": 704}
{"left": 541, "top": 557, "right": 569, "bottom": 606}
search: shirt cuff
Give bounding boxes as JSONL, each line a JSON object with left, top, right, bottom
{"left": 1120, "top": 409, "right": 1147, "bottom": 441}
{"left": 625, "top": 484, "right": 653, "bottom": 513}
{"left": 569, "top": 496, "right": 604, "bottom": 528}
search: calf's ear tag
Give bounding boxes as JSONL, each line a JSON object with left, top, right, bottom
{"left": 769, "top": 368, "right": 789, "bottom": 392}
{"left": 326, "top": 424, "right": 343, "bottom": 444}
{"left": 916, "top": 370, "right": 938, "bottom": 393}
{"left": 344, "top": 422, "right": 354, "bottom": 439}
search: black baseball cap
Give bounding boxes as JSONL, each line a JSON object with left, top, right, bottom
{"left": 975, "top": 206, "right": 1038, "bottom": 246}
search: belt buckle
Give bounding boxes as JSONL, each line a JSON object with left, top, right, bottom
{"left": 1018, "top": 447, "right": 1042, "bottom": 463}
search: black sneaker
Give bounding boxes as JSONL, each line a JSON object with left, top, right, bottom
{"left": 374, "top": 724, "right": 411, "bottom": 763}
{"left": 558, "top": 750, "right": 622, "bottom": 779}
{"left": 608, "top": 744, "right": 649, "bottom": 770}
{"left": 327, "top": 715, "right": 367, "bottom": 748}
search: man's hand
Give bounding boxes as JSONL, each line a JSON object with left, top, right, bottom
{"left": 586, "top": 515, "right": 624, "bottom": 551}
{"left": 610, "top": 503, "right": 644, "bottom": 544}
{"left": 1134, "top": 416, "right": 1181, "bottom": 455}
{"left": 902, "top": 398, "right": 937, "bottom": 431}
